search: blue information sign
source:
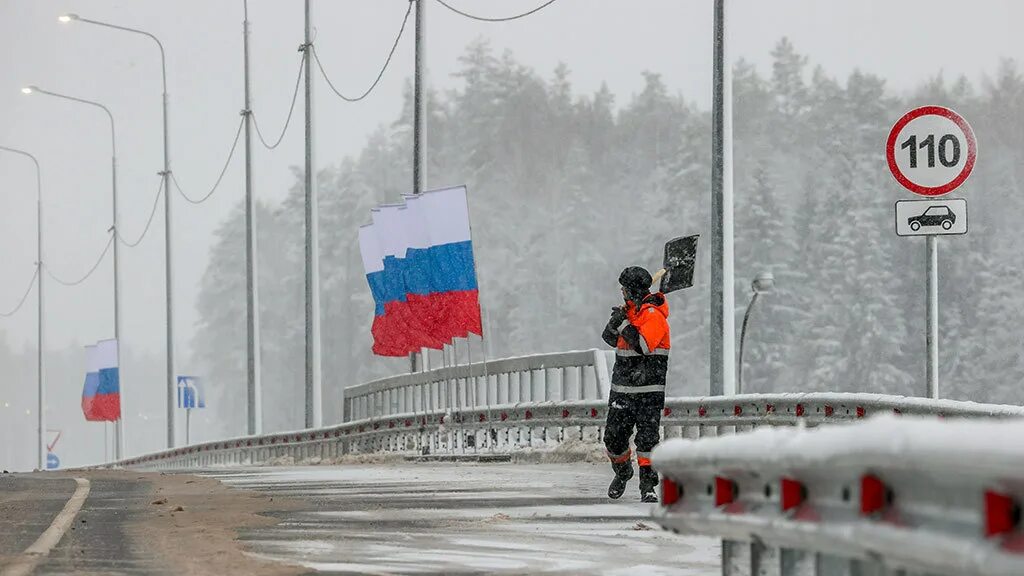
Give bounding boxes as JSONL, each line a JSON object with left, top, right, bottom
{"left": 176, "top": 376, "right": 206, "bottom": 409}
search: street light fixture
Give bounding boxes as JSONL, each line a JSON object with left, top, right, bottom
{"left": 737, "top": 271, "right": 775, "bottom": 394}
{"left": 57, "top": 13, "right": 177, "bottom": 450}
{"left": 21, "top": 84, "right": 124, "bottom": 459}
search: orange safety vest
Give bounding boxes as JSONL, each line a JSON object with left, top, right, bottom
{"left": 610, "top": 293, "right": 670, "bottom": 393}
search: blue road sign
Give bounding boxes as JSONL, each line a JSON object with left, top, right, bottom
{"left": 47, "top": 452, "right": 59, "bottom": 470}
{"left": 176, "top": 376, "right": 206, "bottom": 409}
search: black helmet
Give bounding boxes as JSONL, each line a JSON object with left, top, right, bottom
{"left": 619, "top": 266, "right": 652, "bottom": 294}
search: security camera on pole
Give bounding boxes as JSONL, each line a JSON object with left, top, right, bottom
{"left": 886, "top": 105, "right": 977, "bottom": 399}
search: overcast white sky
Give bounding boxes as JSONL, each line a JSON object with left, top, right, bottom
{"left": 1, "top": 0, "right": 1022, "bottom": 365}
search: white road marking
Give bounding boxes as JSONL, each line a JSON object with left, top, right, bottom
{"left": 1, "top": 477, "right": 91, "bottom": 576}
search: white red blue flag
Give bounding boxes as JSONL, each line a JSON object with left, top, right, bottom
{"left": 81, "top": 339, "right": 120, "bottom": 421}
{"left": 359, "top": 185, "right": 482, "bottom": 357}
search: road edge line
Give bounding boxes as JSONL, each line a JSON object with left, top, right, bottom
{"left": 1, "top": 477, "right": 91, "bottom": 576}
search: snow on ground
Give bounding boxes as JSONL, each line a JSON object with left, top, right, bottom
{"left": 205, "top": 462, "right": 720, "bottom": 574}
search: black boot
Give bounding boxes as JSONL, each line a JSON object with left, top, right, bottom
{"left": 639, "top": 466, "right": 658, "bottom": 503}
{"left": 607, "top": 461, "right": 634, "bottom": 499}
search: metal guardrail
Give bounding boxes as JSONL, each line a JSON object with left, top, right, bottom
{"left": 650, "top": 414, "right": 1024, "bottom": 576}
{"left": 342, "top": 349, "right": 614, "bottom": 421}
{"left": 95, "top": 375, "right": 1024, "bottom": 472}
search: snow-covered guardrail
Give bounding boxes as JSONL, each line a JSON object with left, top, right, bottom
{"left": 651, "top": 414, "right": 1024, "bottom": 576}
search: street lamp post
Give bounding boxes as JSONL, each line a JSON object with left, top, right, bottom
{"left": 710, "top": 0, "right": 736, "bottom": 397}
{"left": 22, "top": 85, "right": 124, "bottom": 459}
{"left": 241, "top": 0, "right": 263, "bottom": 436}
{"left": 0, "top": 145, "right": 45, "bottom": 470}
{"left": 60, "top": 13, "right": 176, "bottom": 448}
{"left": 737, "top": 271, "right": 774, "bottom": 395}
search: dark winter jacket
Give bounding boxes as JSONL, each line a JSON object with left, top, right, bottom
{"left": 601, "top": 292, "right": 670, "bottom": 394}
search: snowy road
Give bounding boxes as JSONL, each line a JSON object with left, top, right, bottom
{"left": 205, "top": 462, "right": 720, "bottom": 575}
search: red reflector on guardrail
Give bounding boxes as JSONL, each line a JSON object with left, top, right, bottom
{"left": 698, "top": 406, "right": 707, "bottom": 417}
{"left": 663, "top": 407, "right": 672, "bottom": 417}
{"left": 766, "top": 404, "right": 775, "bottom": 414}
{"left": 662, "top": 477, "right": 681, "bottom": 506}
{"left": 734, "top": 405, "right": 742, "bottom": 416}
{"left": 480, "top": 413, "right": 488, "bottom": 422}
{"left": 824, "top": 405, "right": 834, "bottom": 416}
{"left": 985, "top": 490, "right": 1021, "bottom": 537}
{"left": 525, "top": 410, "right": 533, "bottom": 420}
{"left": 500, "top": 412, "right": 508, "bottom": 421}
{"left": 781, "top": 478, "right": 805, "bottom": 511}
{"left": 856, "top": 406, "right": 865, "bottom": 418}
{"left": 590, "top": 408, "right": 598, "bottom": 417}
{"left": 861, "top": 474, "right": 888, "bottom": 515}
{"left": 715, "top": 476, "right": 735, "bottom": 506}
{"left": 562, "top": 409, "right": 570, "bottom": 418}
{"left": 795, "top": 404, "right": 805, "bottom": 417}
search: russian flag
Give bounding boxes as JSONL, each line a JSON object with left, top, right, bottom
{"left": 81, "top": 339, "right": 120, "bottom": 422}
{"left": 359, "top": 185, "right": 482, "bottom": 357}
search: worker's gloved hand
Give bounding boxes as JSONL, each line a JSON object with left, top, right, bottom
{"left": 609, "top": 306, "right": 628, "bottom": 329}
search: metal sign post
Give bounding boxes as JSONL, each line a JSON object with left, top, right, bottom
{"left": 887, "top": 106, "right": 977, "bottom": 399}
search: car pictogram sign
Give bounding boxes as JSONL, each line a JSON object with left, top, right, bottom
{"left": 895, "top": 198, "right": 968, "bottom": 237}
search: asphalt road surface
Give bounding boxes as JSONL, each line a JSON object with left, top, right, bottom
{"left": 0, "top": 473, "right": 165, "bottom": 575}
{"left": 207, "top": 462, "right": 720, "bottom": 575}
{"left": 0, "top": 462, "right": 720, "bottom": 575}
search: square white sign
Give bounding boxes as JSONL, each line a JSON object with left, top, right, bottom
{"left": 895, "top": 198, "right": 968, "bottom": 237}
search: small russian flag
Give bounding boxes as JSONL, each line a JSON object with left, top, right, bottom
{"left": 81, "top": 339, "right": 121, "bottom": 422}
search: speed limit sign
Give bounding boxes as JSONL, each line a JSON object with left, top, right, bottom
{"left": 886, "top": 106, "right": 977, "bottom": 197}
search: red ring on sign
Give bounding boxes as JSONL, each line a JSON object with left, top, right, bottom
{"left": 886, "top": 105, "right": 977, "bottom": 196}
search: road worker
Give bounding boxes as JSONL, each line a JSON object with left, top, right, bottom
{"left": 601, "top": 266, "right": 670, "bottom": 503}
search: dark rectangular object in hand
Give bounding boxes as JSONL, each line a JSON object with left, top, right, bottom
{"left": 660, "top": 235, "right": 699, "bottom": 294}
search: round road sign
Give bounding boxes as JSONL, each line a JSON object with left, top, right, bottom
{"left": 886, "top": 106, "right": 977, "bottom": 197}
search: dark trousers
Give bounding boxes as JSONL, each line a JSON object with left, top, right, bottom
{"left": 603, "top": 391, "right": 665, "bottom": 463}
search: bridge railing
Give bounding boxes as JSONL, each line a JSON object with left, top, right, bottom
{"left": 650, "top": 414, "right": 1024, "bottom": 576}
{"left": 88, "top": 343, "right": 1024, "bottom": 470}
{"left": 342, "top": 349, "right": 614, "bottom": 421}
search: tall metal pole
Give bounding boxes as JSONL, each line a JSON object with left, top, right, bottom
{"left": 926, "top": 236, "right": 938, "bottom": 398}
{"left": 111, "top": 150, "right": 124, "bottom": 459}
{"left": 23, "top": 88, "right": 123, "bottom": 456}
{"left": 710, "top": 0, "right": 736, "bottom": 397}
{"left": 304, "top": 0, "right": 323, "bottom": 428}
{"left": 243, "top": 0, "right": 263, "bottom": 435}
{"left": 413, "top": 0, "right": 426, "bottom": 196}
{"left": 411, "top": 0, "right": 427, "bottom": 373}
{"left": 36, "top": 158, "right": 45, "bottom": 470}
{"left": 59, "top": 15, "right": 174, "bottom": 449}
{"left": 0, "top": 146, "right": 45, "bottom": 470}
{"left": 159, "top": 43, "right": 175, "bottom": 451}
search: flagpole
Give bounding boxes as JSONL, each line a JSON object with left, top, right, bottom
{"left": 460, "top": 185, "right": 491, "bottom": 448}
{"left": 411, "top": 0, "right": 427, "bottom": 375}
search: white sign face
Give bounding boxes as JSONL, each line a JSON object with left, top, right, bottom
{"left": 887, "top": 106, "right": 977, "bottom": 197}
{"left": 895, "top": 198, "right": 968, "bottom": 237}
